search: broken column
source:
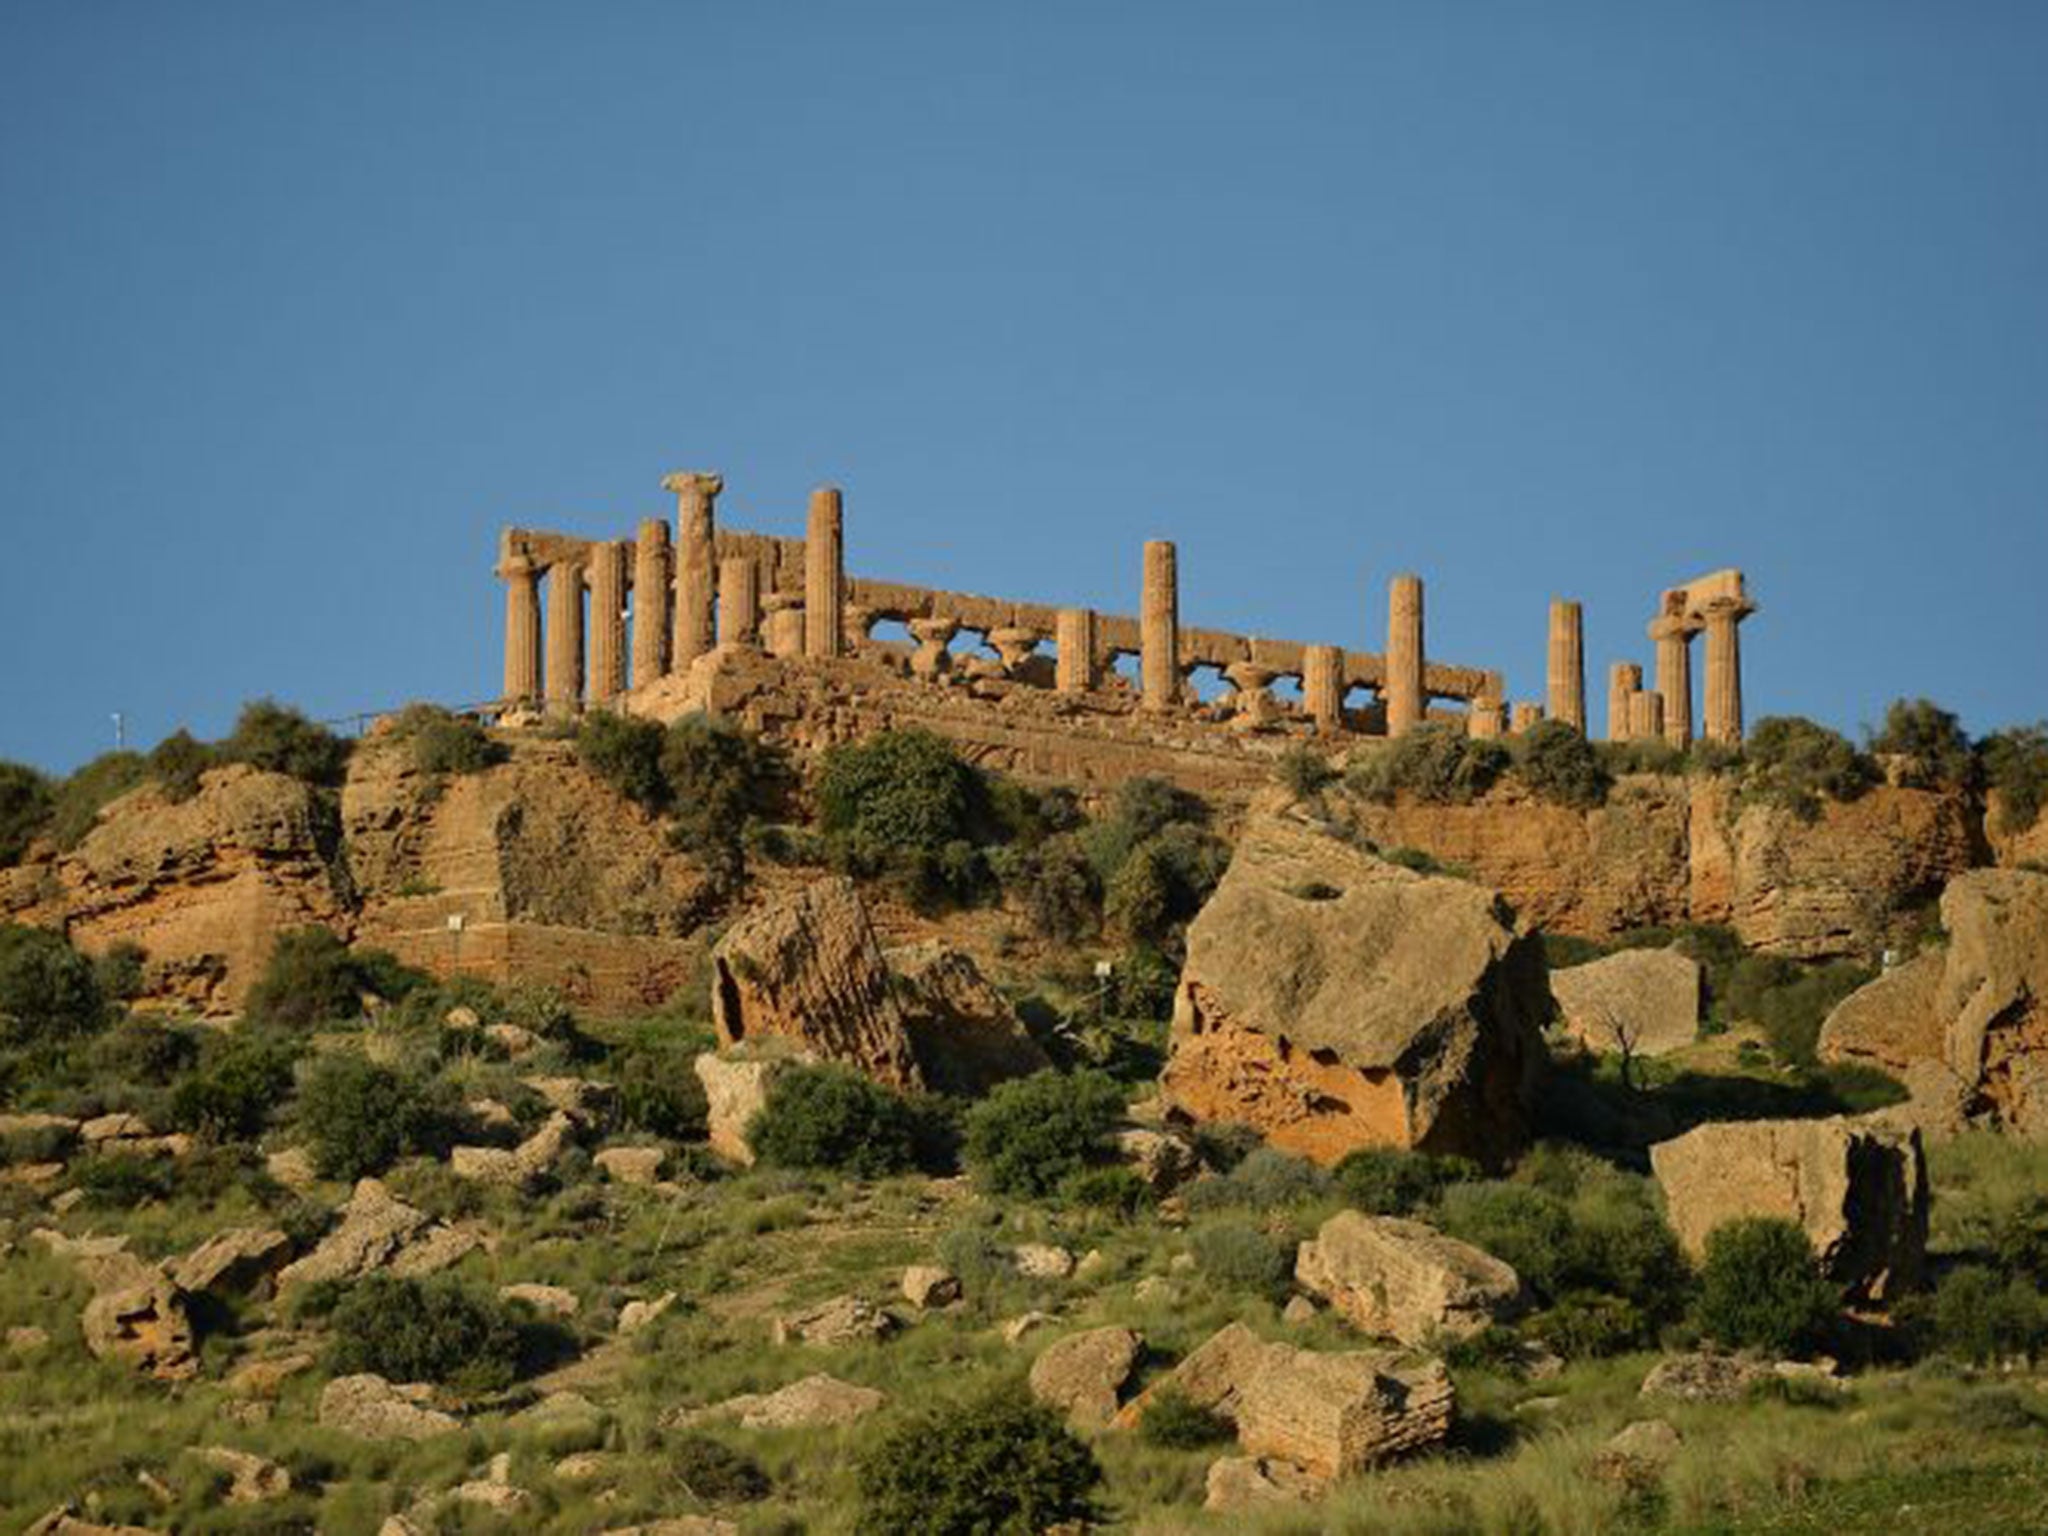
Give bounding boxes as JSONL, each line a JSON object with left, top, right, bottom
{"left": 587, "top": 541, "right": 629, "bottom": 703}
{"left": 1650, "top": 611, "right": 1696, "bottom": 749}
{"left": 1607, "top": 662, "right": 1642, "bottom": 743}
{"left": 664, "top": 471, "right": 721, "bottom": 670}
{"left": 544, "top": 558, "right": 585, "bottom": 715}
{"left": 1141, "top": 539, "right": 1180, "bottom": 711}
{"left": 1056, "top": 608, "right": 1098, "bottom": 694}
{"left": 718, "top": 555, "right": 760, "bottom": 648}
{"left": 1511, "top": 702, "right": 1544, "bottom": 734}
{"left": 1546, "top": 600, "right": 1585, "bottom": 732}
{"left": 1702, "top": 598, "right": 1751, "bottom": 745}
{"left": 1469, "top": 670, "right": 1506, "bottom": 739}
{"left": 631, "top": 519, "right": 671, "bottom": 687}
{"left": 1302, "top": 644, "right": 1344, "bottom": 732}
{"left": 498, "top": 543, "right": 542, "bottom": 707}
{"left": 1628, "top": 689, "right": 1665, "bottom": 743}
{"left": 909, "top": 616, "right": 958, "bottom": 681}
{"left": 763, "top": 592, "right": 805, "bottom": 658}
{"left": 1385, "top": 575, "right": 1426, "bottom": 737}
{"left": 805, "top": 487, "right": 845, "bottom": 659}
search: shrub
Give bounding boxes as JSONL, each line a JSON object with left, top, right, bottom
{"left": 1349, "top": 723, "right": 1510, "bottom": 806}
{"left": 1953, "top": 1385, "right": 2042, "bottom": 1433}
{"left": 610, "top": 1035, "right": 711, "bottom": 1142}
{"left": 146, "top": 729, "right": 216, "bottom": 802}
{"left": 327, "top": 1275, "right": 530, "bottom": 1392}
{"left": 746, "top": 1064, "right": 924, "bottom": 1177}
{"left": 299, "top": 1055, "right": 448, "bottom": 1179}
{"left": 962, "top": 1069, "right": 1125, "bottom": 1197}
{"left": 0, "top": 760, "right": 54, "bottom": 865}
{"left": 1981, "top": 723, "right": 2048, "bottom": 834}
{"left": 393, "top": 703, "right": 505, "bottom": 776}
{"left": 1437, "top": 1182, "right": 1579, "bottom": 1297}
{"left": 1718, "top": 954, "right": 1873, "bottom": 1067}
{"left": 1105, "top": 946, "right": 1178, "bottom": 1021}
{"left": 1277, "top": 746, "right": 1337, "bottom": 802}
{"left": 1513, "top": 720, "right": 1613, "bottom": 809}
{"left": 1694, "top": 1217, "right": 1839, "bottom": 1356}
{"left": 1188, "top": 1217, "right": 1293, "bottom": 1300}
{"left": 222, "top": 700, "right": 351, "bottom": 786}
{"left": 997, "top": 835, "right": 1101, "bottom": 943}
{"left": 1061, "top": 1164, "right": 1153, "bottom": 1219}
{"left": 1868, "top": 698, "right": 1975, "bottom": 788}
{"left": 169, "top": 1037, "right": 295, "bottom": 1142}
{"left": 662, "top": 713, "right": 788, "bottom": 880}
{"left": 819, "top": 728, "right": 988, "bottom": 861}
{"left": 853, "top": 1387, "right": 1101, "bottom": 1536}
{"left": 0, "top": 923, "right": 107, "bottom": 1046}
{"left": 1136, "top": 1384, "right": 1232, "bottom": 1448}
{"left": 1929, "top": 1265, "right": 2048, "bottom": 1366}
{"left": 1333, "top": 1147, "right": 1480, "bottom": 1217}
{"left": 92, "top": 942, "right": 146, "bottom": 1003}
{"left": 48, "top": 751, "right": 150, "bottom": 848}
{"left": 1102, "top": 822, "right": 1229, "bottom": 945}
{"left": 71, "top": 1150, "right": 173, "bottom": 1209}
{"left": 1740, "top": 716, "right": 1876, "bottom": 821}
{"left": 1528, "top": 1289, "right": 1650, "bottom": 1360}
{"left": 577, "top": 710, "right": 670, "bottom": 813}
{"left": 241, "top": 928, "right": 394, "bottom": 1030}
{"left": 669, "top": 1433, "right": 771, "bottom": 1502}
{"left": 1184, "top": 1146, "right": 1331, "bottom": 1213}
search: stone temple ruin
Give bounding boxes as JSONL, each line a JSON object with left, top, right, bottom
{"left": 493, "top": 470, "right": 1755, "bottom": 790}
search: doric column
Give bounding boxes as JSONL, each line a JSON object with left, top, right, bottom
{"left": 988, "top": 625, "right": 1042, "bottom": 677}
{"left": 544, "top": 558, "right": 585, "bottom": 715}
{"left": 1546, "top": 599, "right": 1586, "bottom": 732}
{"left": 1607, "top": 662, "right": 1642, "bottom": 742}
{"left": 1056, "top": 608, "right": 1098, "bottom": 694}
{"left": 1511, "top": 702, "right": 1544, "bottom": 734}
{"left": 1469, "top": 670, "right": 1506, "bottom": 739}
{"left": 1302, "top": 644, "right": 1344, "bottom": 732}
{"left": 718, "top": 556, "right": 760, "bottom": 648}
{"left": 1386, "top": 575, "right": 1425, "bottom": 737}
{"left": 1141, "top": 539, "right": 1180, "bottom": 711}
{"left": 908, "top": 616, "right": 958, "bottom": 680}
{"left": 1628, "top": 689, "right": 1665, "bottom": 743}
{"left": 1650, "top": 613, "right": 1696, "bottom": 749}
{"left": 805, "top": 486, "right": 846, "bottom": 659}
{"left": 587, "top": 541, "right": 629, "bottom": 703}
{"left": 631, "top": 519, "right": 671, "bottom": 687}
{"left": 1702, "top": 599, "right": 1752, "bottom": 745}
{"left": 498, "top": 546, "right": 541, "bottom": 707}
{"left": 763, "top": 592, "right": 805, "bottom": 658}
{"left": 663, "top": 471, "right": 722, "bottom": 670}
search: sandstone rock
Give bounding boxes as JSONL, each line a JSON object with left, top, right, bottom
{"left": 901, "top": 1265, "right": 961, "bottom": 1309}
{"left": 773, "top": 1294, "right": 897, "bottom": 1346}
{"left": 23, "top": 1512, "right": 160, "bottom": 1536}
{"left": 1605, "top": 1419, "right": 1682, "bottom": 1465}
{"left": 319, "top": 1374, "right": 461, "bottom": 1440}
{"left": 80, "top": 1111, "right": 152, "bottom": 1144}
{"left": 597, "top": 1520, "right": 738, "bottom": 1536}
{"left": 1817, "top": 949, "right": 1946, "bottom": 1079}
{"left": 1649, "top": 1115, "right": 1927, "bottom": 1302}
{"left": 1940, "top": 870, "right": 2048, "bottom": 1133}
{"left": 198, "top": 1446, "right": 290, "bottom": 1503}
{"left": 450, "top": 1110, "right": 575, "bottom": 1189}
{"left": 1001, "top": 1310, "right": 1058, "bottom": 1345}
{"left": 1282, "top": 1295, "right": 1318, "bottom": 1325}
{"left": 1204, "top": 1455, "right": 1322, "bottom": 1512}
{"left": 32, "top": 1228, "right": 148, "bottom": 1291}
{"left": 682, "top": 1373, "right": 889, "bottom": 1430}
{"left": 1295, "top": 1212, "right": 1524, "bottom": 1345}
{"left": 1551, "top": 948, "right": 1700, "bottom": 1057}
{"left": 501, "top": 1282, "right": 580, "bottom": 1318}
{"left": 553, "top": 1451, "right": 617, "bottom": 1483}
{"left": 1113, "top": 1124, "right": 1201, "bottom": 1194}
{"left": 1236, "top": 1344, "right": 1453, "bottom": 1478}
{"left": 886, "top": 939, "right": 1051, "bottom": 1095}
{"left": 81, "top": 1271, "right": 197, "bottom": 1381}
{"left": 1133, "top": 1276, "right": 1174, "bottom": 1305}
{"left": 595, "top": 1145, "right": 666, "bottom": 1185}
{"left": 276, "top": 1179, "right": 477, "bottom": 1288}
{"left": 226, "top": 1352, "right": 316, "bottom": 1400}
{"left": 710, "top": 877, "right": 922, "bottom": 1088}
{"left": 521, "top": 1076, "right": 618, "bottom": 1127}
{"left": 1640, "top": 1353, "right": 1767, "bottom": 1403}
{"left": 1027, "top": 1326, "right": 1142, "bottom": 1428}
{"left": 694, "top": 1048, "right": 794, "bottom": 1165}
{"left": 483, "top": 1022, "right": 543, "bottom": 1058}
{"left": 1014, "top": 1243, "right": 1075, "bottom": 1279}
{"left": 1160, "top": 811, "right": 1547, "bottom": 1167}
{"left": 618, "top": 1291, "right": 677, "bottom": 1335}
{"left": 169, "top": 1227, "right": 291, "bottom": 1297}
{"left": 265, "top": 1147, "right": 316, "bottom": 1189}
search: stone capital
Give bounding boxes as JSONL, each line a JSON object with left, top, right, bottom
{"left": 661, "top": 471, "right": 725, "bottom": 500}
{"left": 1701, "top": 596, "right": 1758, "bottom": 623}
{"left": 1647, "top": 614, "right": 1700, "bottom": 643}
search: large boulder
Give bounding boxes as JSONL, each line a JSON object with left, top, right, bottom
{"left": 885, "top": 940, "right": 1051, "bottom": 1095}
{"left": 319, "top": 1374, "right": 461, "bottom": 1440}
{"left": 1649, "top": 1115, "right": 1927, "bottom": 1302}
{"left": 1550, "top": 948, "right": 1700, "bottom": 1058}
{"left": 81, "top": 1271, "right": 198, "bottom": 1381}
{"left": 169, "top": 1227, "right": 293, "bottom": 1297}
{"left": 1028, "top": 1326, "right": 1143, "bottom": 1428}
{"left": 1295, "top": 1212, "right": 1524, "bottom": 1344}
{"left": 276, "top": 1179, "right": 477, "bottom": 1289}
{"left": 1817, "top": 949, "right": 1946, "bottom": 1080}
{"left": 1160, "top": 811, "right": 1548, "bottom": 1166}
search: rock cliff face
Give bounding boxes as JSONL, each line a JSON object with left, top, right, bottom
{"left": 1160, "top": 811, "right": 1548, "bottom": 1167}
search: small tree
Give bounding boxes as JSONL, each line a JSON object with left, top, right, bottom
{"left": 299, "top": 1055, "right": 447, "bottom": 1179}
{"left": 1693, "top": 1217, "right": 1838, "bottom": 1356}
{"left": 1513, "top": 720, "right": 1613, "bottom": 810}
{"left": 222, "top": 700, "right": 351, "bottom": 786}
{"left": 0, "top": 923, "right": 107, "bottom": 1047}
{"left": 146, "top": 729, "right": 216, "bottom": 802}
{"left": 0, "top": 761, "right": 54, "bottom": 866}
{"left": 393, "top": 703, "right": 506, "bottom": 776}
{"left": 1349, "top": 723, "right": 1510, "bottom": 806}
{"left": 853, "top": 1387, "right": 1101, "bottom": 1536}
{"left": 1868, "top": 698, "right": 1974, "bottom": 788}
{"left": 962, "top": 1069, "right": 1124, "bottom": 1197}
{"left": 327, "top": 1275, "right": 530, "bottom": 1392}
{"left": 1981, "top": 723, "right": 2048, "bottom": 834}
{"left": 746, "top": 1064, "right": 925, "bottom": 1177}
{"left": 241, "top": 928, "right": 381, "bottom": 1030}
{"left": 1741, "top": 717, "right": 1876, "bottom": 821}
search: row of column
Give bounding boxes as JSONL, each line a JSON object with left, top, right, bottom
{"left": 1609, "top": 599, "right": 1751, "bottom": 747}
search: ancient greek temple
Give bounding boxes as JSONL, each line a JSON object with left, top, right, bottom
{"left": 493, "top": 471, "right": 1753, "bottom": 749}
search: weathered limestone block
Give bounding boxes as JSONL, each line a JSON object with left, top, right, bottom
{"left": 709, "top": 877, "right": 922, "bottom": 1090}
{"left": 198, "top": 1446, "right": 292, "bottom": 1504}
{"left": 694, "top": 1047, "right": 796, "bottom": 1165}
{"left": 1386, "top": 575, "right": 1425, "bottom": 737}
{"left": 1160, "top": 810, "right": 1548, "bottom": 1167}
{"left": 885, "top": 939, "right": 1050, "bottom": 1096}
{"left": 1113, "top": 1123, "right": 1201, "bottom": 1194}
{"left": 1204, "top": 1455, "right": 1322, "bottom": 1512}
{"left": 277, "top": 1179, "right": 478, "bottom": 1289}
{"left": 763, "top": 591, "right": 805, "bottom": 658}
{"left": 1295, "top": 1212, "right": 1524, "bottom": 1344}
{"left": 902, "top": 1265, "right": 961, "bottom": 1309}
{"left": 1027, "top": 1325, "right": 1142, "bottom": 1428}
{"left": 450, "top": 1111, "right": 575, "bottom": 1189}
{"left": 684, "top": 1374, "right": 888, "bottom": 1430}
{"left": 1546, "top": 600, "right": 1585, "bottom": 732}
{"left": 594, "top": 1145, "right": 666, "bottom": 1185}
{"left": 1550, "top": 947, "right": 1702, "bottom": 1057}
{"left": 500, "top": 1283, "right": 580, "bottom": 1318}
{"left": 319, "top": 1374, "right": 462, "bottom": 1440}
{"left": 772, "top": 1294, "right": 897, "bottom": 1347}
{"left": 168, "top": 1227, "right": 293, "bottom": 1297}
{"left": 1817, "top": 950, "right": 1946, "bottom": 1079}
{"left": 1649, "top": 1115, "right": 1927, "bottom": 1302}
{"left": 1238, "top": 1345, "right": 1454, "bottom": 1478}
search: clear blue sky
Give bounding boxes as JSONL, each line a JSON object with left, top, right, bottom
{"left": 3, "top": 2, "right": 2044, "bottom": 773}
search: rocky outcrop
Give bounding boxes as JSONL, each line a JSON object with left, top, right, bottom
{"left": 319, "top": 1374, "right": 461, "bottom": 1440}
{"left": 1295, "top": 1212, "right": 1524, "bottom": 1344}
{"left": 1204, "top": 1455, "right": 1321, "bottom": 1512}
{"left": 1649, "top": 1115, "right": 1927, "bottom": 1302}
{"left": 168, "top": 1227, "right": 292, "bottom": 1297}
{"left": 901, "top": 1265, "right": 961, "bottom": 1309}
{"left": 81, "top": 1270, "right": 198, "bottom": 1381}
{"left": 450, "top": 1111, "right": 576, "bottom": 1189}
{"left": 276, "top": 1179, "right": 477, "bottom": 1289}
{"left": 683, "top": 1374, "right": 888, "bottom": 1429}
{"left": 1027, "top": 1326, "right": 1143, "bottom": 1428}
{"left": 1550, "top": 948, "right": 1700, "bottom": 1058}
{"left": 772, "top": 1295, "right": 897, "bottom": 1346}
{"left": 886, "top": 940, "right": 1050, "bottom": 1095}
{"left": 1160, "top": 811, "right": 1548, "bottom": 1167}
{"left": 1817, "top": 950, "right": 1947, "bottom": 1079}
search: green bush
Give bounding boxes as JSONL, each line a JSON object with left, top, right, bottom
{"left": 1349, "top": 723, "right": 1510, "bottom": 806}
{"left": 1437, "top": 1181, "right": 1578, "bottom": 1296}
{"left": 1868, "top": 698, "right": 1975, "bottom": 788}
{"left": 1929, "top": 1265, "right": 2048, "bottom": 1365}
{"left": 1061, "top": 1164, "right": 1154, "bottom": 1219}
{"left": 298, "top": 1054, "right": 449, "bottom": 1179}
{"left": 1693, "top": 1217, "right": 1839, "bottom": 1356}
{"left": 392, "top": 703, "right": 505, "bottom": 776}
{"left": 1333, "top": 1147, "right": 1481, "bottom": 1216}
{"left": 71, "top": 1150, "right": 173, "bottom": 1209}
{"left": 241, "top": 928, "right": 412, "bottom": 1030}
{"left": 0, "top": 760, "right": 54, "bottom": 865}
{"left": 1740, "top": 716, "right": 1877, "bottom": 821}
{"left": 1105, "top": 946, "right": 1179, "bottom": 1021}
{"left": 1085, "top": 777, "right": 1209, "bottom": 875}
{"left": 327, "top": 1275, "right": 532, "bottom": 1393}
{"left": 1718, "top": 954, "right": 1873, "bottom": 1067}
{"left": 819, "top": 728, "right": 988, "bottom": 861}
{"left": 853, "top": 1387, "right": 1101, "bottom": 1536}
{"left": 747, "top": 1063, "right": 925, "bottom": 1177}
{"left": 168, "top": 1037, "right": 295, "bottom": 1142}
{"left": 609, "top": 1033, "right": 711, "bottom": 1143}
{"left": 962, "top": 1069, "right": 1125, "bottom": 1197}
{"left": 577, "top": 709, "right": 670, "bottom": 813}
{"left": 92, "top": 943, "right": 146, "bottom": 1004}
{"left": 996, "top": 835, "right": 1101, "bottom": 943}
{"left": 661, "top": 712, "right": 788, "bottom": 880}
{"left": 669, "top": 1433, "right": 771, "bottom": 1502}
{"left": 1527, "top": 1289, "right": 1650, "bottom": 1360}
{"left": 0, "top": 924, "right": 108, "bottom": 1047}
{"left": 1102, "top": 823, "right": 1229, "bottom": 945}
{"left": 1513, "top": 720, "right": 1613, "bottom": 809}
{"left": 145, "top": 729, "right": 216, "bottom": 802}
{"left": 1188, "top": 1217, "right": 1293, "bottom": 1300}
{"left": 47, "top": 751, "right": 150, "bottom": 848}
{"left": 1136, "top": 1383, "right": 1233, "bottom": 1448}
{"left": 220, "top": 699, "right": 351, "bottom": 786}
{"left": 1276, "top": 746, "right": 1337, "bottom": 802}
{"left": 1184, "top": 1146, "right": 1331, "bottom": 1213}
{"left": 1981, "top": 723, "right": 2048, "bottom": 834}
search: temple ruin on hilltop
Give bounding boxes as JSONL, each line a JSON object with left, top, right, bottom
{"left": 491, "top": 471, "right": 1756, "bottom": 794}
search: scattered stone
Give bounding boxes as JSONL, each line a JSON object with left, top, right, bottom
{"left": 681, "top": 1373, "right": 889, "bottom": 1430}
{"left": 618, "top": 1291, "right": 678, "bottom": 1336}
{"left": 319, "top": 1374, "right": 461, "bottom": 1440}
{"left": 265, "top": 1147, "right": 316, "bottom": 1190}
{"left": 1640, "top": 1353, "right": 1769, "bottom": 1404}
{"left": 595, "top": 1146, "right": 666, "bottom": 1185}
{"left": 198, "top": 1446, "right": 291, "bottom": 1503}
{"left": 1027, "top": 1326, "right": 1143, "bottom": 1428}
{"left": 1295, "top": 1211, "right": 1524, "bottom": 1344}
{"left": 277, "top": 1179, "right": 478, "bottom": 1289}
{"left": 521, "top": 1076, "right": 619, "bottom": 1127}
{"left": 1113, "top": 1124, "right": 1202, "bottom": 1194}
{"left": 1204, "top": 1454, "right": 1322, "bottom": 1512}
{"left": 509, "top": 1391, "right": 608, "bottom": 1449}
{"left": 50, "top": 1188, "right": 85, "bottom": 1214}
{"left": 773, "top": 1294, "right": 897, "bottom": 1346}
{"left": 1074, "top": 1248, "right": 1110, "bottom": 1282}
{"left": 1014, "top": 1243, "right": 1075, "bottom": 1280}
{"left": 6, "top": 1324, "right": 50, "bottom": 1354}
{"left": 1607, "top": 1419, "right": 1682, "bottom": 1464}
{"left": 1551, "top": 947, "right": 1702, "bottom": 1057}
{"left": 463, "top": 1098, "right": 520, "bottom": 1140}
{"left": 1, "top": 1162, "right": 64, "bottom": 1188}
{"left": 694, "top": 1048, "right": 795, "bottom": 1166}
{"left": 1817, "top": 949, "right": 1945, "bottom": 1080}
{"left": 596, "top": 1520, "right": 739, "bottom": 1536}
{"left": 553, "top": 1451, "right": 617, "bottom": 1483}
{"left": 227, "top": 1353, "right": 317, "bottom": 1400}
{"left": 169, "top": 1227, "right": 292, "bottom": 1297}
{"left": 1282, "top": 1295, "right": 1318, "bottom": 1325}
{"left": 444, "top": 1005, "right": 482, "bottom": 1031}
{"left": 82, "top": 1271, "right": 198, "bottom": 1381}
{"left": 1002, "top": 1311, "right": 1059, "bottom": 1345}
{"left": 483, "top": 1022, "right": 543, "bottom": 1059}
{"left": 1649, "top": 1115, "right": 1927, "bottom": 1301}
{"left": 887, "top": 939, "right": 1052, "bottom": 1095}
{"left": 901, "top": 1265, "right": 961, "bottom": 1309}
{"left": 81, "top": 1112, "right": 153, "bottom": 1144}
{"left": 24, "top": 1511, "right": 159, "bottom": 1536}
{"left": 1133, "top": 1276, "right": 1174, "bottom": 1305}
{"left": 32, "top": 1228, "right": 145, "bottom": 1291}
{"left": 501, "top": 1282, "right": 580, "bottom": 1318}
